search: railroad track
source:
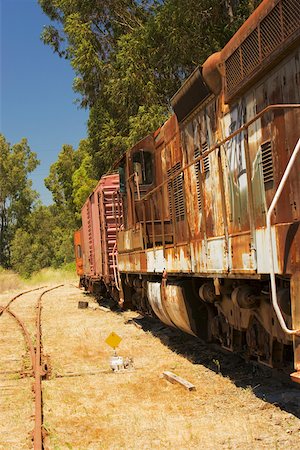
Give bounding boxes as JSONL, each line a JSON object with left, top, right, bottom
{"left": 0, "top": 285, "right": 63, "bottom": 449}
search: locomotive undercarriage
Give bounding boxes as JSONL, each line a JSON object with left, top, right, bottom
{"left": 79, "top": 276, "right": 120, "bottom": 308}
{"left": 121, "top": 273, "right": 294, "bottom": 371}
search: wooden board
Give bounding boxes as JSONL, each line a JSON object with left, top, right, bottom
{"left": 162, "top": 371, "right": 196, "bottom": 391}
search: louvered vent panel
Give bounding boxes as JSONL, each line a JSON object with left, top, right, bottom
{"left": 225, "top": 48, "right": 242, "bottom": 97}
{"left": 283, "top": 0, "right": 300, "bottom": 37}
{"left": 194, "top": 147, "right": 202, "bottom": 210}
{"left": 167, "top": 162, "right": 185, "bottom": 222}
{"left": 241, "top": 28, "right": 260, "bottom": 76}
{"left": 202, "top": 141, "right": 210, "bottom": 174}
{"left": 261, "top": 4, "right": 282, "bottom": 58}
{"left": 261, "top": 141, "right": 274, "bottom": 189}
{"left": 224, "top": 0, "right": 300, "bottom": 101}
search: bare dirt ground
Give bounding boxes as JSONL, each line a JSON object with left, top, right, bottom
{"left": 1, "top": 284, "right": 300, "bottom": 449}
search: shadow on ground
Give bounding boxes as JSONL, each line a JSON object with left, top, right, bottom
{"left": 129, "top": 314, "right": 300, "bottom": 419}
{"left": 89, "top": 291, "right": 300, "bottom": 419}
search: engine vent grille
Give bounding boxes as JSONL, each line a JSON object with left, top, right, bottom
{"left": 241, "top": 28, "right": 260, "bottom": 76}
{"left": 261, "top": 4, "right": 282, "bottom": 58}
{"left": 167, "top": 162, "right": 185, "bottom": 222}
{"left": 224, "top": 0, "right": 300, "bottom": 101}
{"left": 202, "top": 141, "right": 210, "bottom": 174}
{"left": 261, "top": 141, "right": 274, "bottom": 189}
{"left": 283, "top": 0, "right": 300, "bottom": 37}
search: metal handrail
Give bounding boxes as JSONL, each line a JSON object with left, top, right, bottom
{"left": 112, "top": 242, "right": 121, "bottom": 291}
{"left": 267, "top": 138, "right": 300, "bottom": 335}
{"left": 132, "top": 103, "right": 300, "bottom": 254}
{"left": 123, "top": 104, "right": 300, "bottom": 336}
{"left": 136, "top": 104, "right": 300, "bottom": 201}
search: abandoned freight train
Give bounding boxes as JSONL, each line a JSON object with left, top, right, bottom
{"left": 74, "top": 0, "right": 300, "bottom": 382}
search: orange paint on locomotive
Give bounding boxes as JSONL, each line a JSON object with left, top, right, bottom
{"left": 76, "top": 0, "right": 300, "bottom": 381}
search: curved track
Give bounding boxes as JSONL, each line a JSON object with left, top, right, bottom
{"left": 0, "top": 285, "right": 63, "bottom": 449}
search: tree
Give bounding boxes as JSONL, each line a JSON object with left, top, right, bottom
{"left": 44, "top": 144, "right": 78, "bottom": 210}
{"left": 0, "top": 134, "right": 39, "bottom": 267}
{"left": 72, "top": 153, "right": 98, "bottom": 220}
{"left": 10, "top": 206, "right": 54, "bottom": 276}
{"left": 10, "top": 204, "right": 77, "bottom": 277}
{"left": 45, "top": 139, "right": 98, "bottom": 219}
{"left": 39, "top": 0, "right": 262, "bottom": 179}
{"left": 39, "top": 1, "right": 155, "bottom": 107}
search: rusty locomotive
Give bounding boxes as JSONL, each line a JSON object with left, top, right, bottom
{"left": 75, "top": 0, "right": 300, "bottom": 382}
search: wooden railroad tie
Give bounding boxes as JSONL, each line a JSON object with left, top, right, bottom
{"left": 162, "top": 371, "right": 196, "bottom": 391}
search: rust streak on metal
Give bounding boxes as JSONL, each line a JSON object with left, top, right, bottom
{"left": 141, "top": 104, "right": 300, "bottom": 202}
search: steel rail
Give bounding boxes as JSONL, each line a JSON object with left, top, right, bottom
{"left": 0, "top": 306, "right": 36, "bottom": 372}
{"left": 1, "top": 284, "right": 65, "bottom": 448}
{"left": 33, "top": 284, "right": 64, "bottom": 450}
{"left": 0, "top": 286, "right": 47, "bottom": 317}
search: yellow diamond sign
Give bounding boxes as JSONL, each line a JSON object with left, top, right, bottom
{"left": 105, "top": 332, "right": 122, "bottom": 349}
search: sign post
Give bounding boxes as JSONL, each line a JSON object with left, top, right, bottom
{"left": 105, "top": 332, "right": 123, "bottom": 371}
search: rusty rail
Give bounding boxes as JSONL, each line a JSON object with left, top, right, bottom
{"left": 0, "top": 286, "right": 47, "bottom": 317}
{"left": 34, "top": 284, "right": 63, "bottom": 450}
{"left": 0, "top": 306, "right": 36, "bottom": 372}
{"left": 0, "top": 284, "right": 64, "bottom": 449}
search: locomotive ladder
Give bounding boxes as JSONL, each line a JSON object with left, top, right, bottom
{"left": 102, "top": 183, "right": 122, "bottom": 287}
{"left": 87, "top": 202, "right": 95, "bottom": 274}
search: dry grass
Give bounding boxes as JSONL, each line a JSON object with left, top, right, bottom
{"left": 0, "top": 378, "right": 34, "bottom": 450}
{"left": 1, "top": 285, "right": 300, "bottom": 449}
{"left": 41, "top": 287, "right": 300, "bottom": 450}
{"left": 0, "top": 266, "right": 77, "bottom": 294}
{"left": 25, "top": 266, "right": 77, "bottom": 287}
{"left": 0, "top": 288, "right": 37, "bottom": 449}
{"left": 0, "top": 267, "right": 22, "bottom": 293}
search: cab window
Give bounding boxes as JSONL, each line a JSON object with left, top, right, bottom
{"left": 119, "top": 163, "right": 126, "bottom": 193}
{"left": 132, "top": 150, "right": 153, "bottom": 185}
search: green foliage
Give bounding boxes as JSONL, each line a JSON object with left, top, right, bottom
{"left": 44, "top": 144, "right": 77, "bottom": 210}
{"left": 39, "top": 0, "right": 261, "bottom": 178}
{"left": 11, "top": 206, "right": 54, "bottom": 277}
{"left": 128, "top": 105, "right": 168, "bottom": 147}
{"left": 10, "top": 205, "right": 76, "bottom": 277}
{"left": 72, "top": 153, "right": 98, "bottom": 220}
{"left": 0, "top": 134, "right": 39, "bottom": 267}
{"left": 45, "top": 139, "right": 97, "bottom": 219}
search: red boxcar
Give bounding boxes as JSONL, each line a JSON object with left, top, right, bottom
{"left": 75, "top": 173, "right": 122, "bottom": 300}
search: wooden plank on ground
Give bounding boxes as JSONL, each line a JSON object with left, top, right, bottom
{"left": 162, "top": 371, "right": 196, "bottom": 391}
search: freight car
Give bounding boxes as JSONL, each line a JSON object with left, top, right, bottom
{"left": 75, "top": 173, "right": 122, "bottom": 302}
{"left": 75, "top": 0, "right": 300, "bottom": 382}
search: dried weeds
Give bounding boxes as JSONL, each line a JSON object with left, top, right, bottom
{"left": 1, "top": 285, "right": 300, "bottom": 449}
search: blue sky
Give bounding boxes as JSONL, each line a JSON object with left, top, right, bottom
{"left": 1, "top": 0, "right": 89, "bottom": 205}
